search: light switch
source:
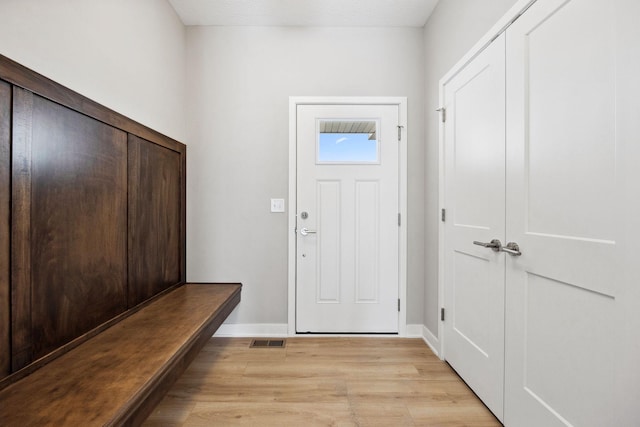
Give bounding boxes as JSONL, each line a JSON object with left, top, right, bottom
{"left": 270, "top": 198, "right": 285, "bottom": 213}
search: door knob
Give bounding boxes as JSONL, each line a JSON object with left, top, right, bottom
{"left": 501, "top": 242, "right": 521, "bottom": 256}
{"left": 473, "top": 239, "right": 502, "bottom": 252}
{"left": 299, "top": 227, "right": 317, "bottom": 236}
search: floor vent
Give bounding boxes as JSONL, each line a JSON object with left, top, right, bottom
{"left": 249, "top": 339, "right": 286, "bottom": 348}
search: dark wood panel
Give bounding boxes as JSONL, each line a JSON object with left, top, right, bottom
{"left": 4, "top": 55, "right": 187, "bottom": 375}
{"left": 0, "top": 54, "right": 184, "bottom": 154}
{"left": 26, "top": 93, "right": 128, "bottom": 361}
{"left": 0, "top": 81, "right": 10, "bottom": 377}
{"left": 128, "top": 135, "right": 182, "bottom": 307}
{"left": 11, "top": 87, "right": 34, "bottom": 371}
{"left": 180, "top": 145, "right": 187, "bottom": 283}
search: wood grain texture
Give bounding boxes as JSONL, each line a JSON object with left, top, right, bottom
{"left": 146, "top": 337, "right": 501, "bottom": 426}
{"left": 0, "top": 282, "right": 181, "bottom": 391}
{"left": 10, "top": 87, "right": 33, "bottom": 371}
{"left": 2, "top": 56, "right": 188, "bottom": 375}
{"left": 28, "top": 94, "right": 128, "bottom": 360}
{"left": 180, "top": 145, "right": 187, "bottom": 283}
{"left": 0, "top": 81, "right": 10, "bottom": 377}
{"left": 128, "top": 135, "right": 182, "bottom": 307}
{"left": 0, "top": 283, "right": 241, "bottom": 427}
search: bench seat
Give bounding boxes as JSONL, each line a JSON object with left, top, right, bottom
{"left": 0, "top": 283, "right": 241, "bottom": 426}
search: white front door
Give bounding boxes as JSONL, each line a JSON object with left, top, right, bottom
{"left": 504, "top": 0, "right": 637, "bottom": 425}
{"left": 296, "top": 104, "right": 399, "bottom": 333}
{"left": 442, "top": 32, "right": 506, "bottom": 421}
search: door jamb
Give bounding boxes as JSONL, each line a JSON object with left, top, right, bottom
{"left": 288, "top": 96, "right": 408, "bottom": 336}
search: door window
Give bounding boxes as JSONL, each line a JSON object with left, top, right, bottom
{"left": 316, "top": 120, "right": 379, "bottom": 164}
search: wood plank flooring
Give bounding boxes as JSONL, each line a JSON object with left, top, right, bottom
{"left": 144, "top": 337, "right": 501, "bottom": 426}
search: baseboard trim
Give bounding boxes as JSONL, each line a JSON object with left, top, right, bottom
{"left": 422, "top": 325, "right": 441, "bottom": 358}
{"left": 213, "top": 323, "right": 288, "bottom": 337}
{"left": 405, "top": 324, "right": 423, "bottom": 338}
{"left": 213, "top": 323, "right": 441, "bottom": 350}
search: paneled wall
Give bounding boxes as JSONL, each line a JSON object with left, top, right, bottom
{"left": 0, "top": 82, "right": 10, "bottom": 377}
{"left": 0, "top": 55, "right": 186, "bottom": 377}
{"left": 11, "top": 89, "right": 128, "bottom": 366}
{"left": 128, "top": 134, "right": 183, "bottom": 307}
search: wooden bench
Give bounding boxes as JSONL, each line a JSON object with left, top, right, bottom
{"left": 0, "top": 282, "right": 241, "bottom": 426}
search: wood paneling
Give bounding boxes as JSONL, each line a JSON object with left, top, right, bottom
{"left": 1, "top": 54, "right": 187, "bottom": 378}
{"left": 180, "top": 145, "right": 187, "bottom": 283}
{"left": 0, "top": 81, "right": 10, "bottom": 376}
{"left": 12, "top": 89, "right": 128, "bottom": 365}
{"left": 128, "top": 135, "right": 182, "bottom": 307}
{"left": 11, "top": 87, "right": 34, "bottom": 370}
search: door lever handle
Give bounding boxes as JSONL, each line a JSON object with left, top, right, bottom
{"left": 501, "top": 242, "right": 521, "bottom": 256}
{"left": 299, "top": 227, "right": 317, "bottom": 236}
{"left": 473, "top": 239, "right": 502, "bottom": 252}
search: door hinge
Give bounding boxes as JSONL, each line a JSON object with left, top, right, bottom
{"left": 441, "top": 208, "right": 446, "bottom": 222}
{"left": 398, "top": 299, "right": 401, "bottom": 312}
{"left": 398, "top": 213, "right": 401, "bottom": 227}
{"left": 436, "top": 107, "right": 446, "bottom": 123}
{"left": 441, "top": 307, "right": 445, "bottom": 321}
{"left": 397, "top": 125, "right": 404, "bottom": 141}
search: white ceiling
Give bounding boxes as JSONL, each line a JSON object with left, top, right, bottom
{"left": 168, "top": 0, "right": 440, "bottom": 27}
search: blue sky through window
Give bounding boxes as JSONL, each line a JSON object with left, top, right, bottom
{"left": 318, "top": 132, "right": 378, "bottom": 163}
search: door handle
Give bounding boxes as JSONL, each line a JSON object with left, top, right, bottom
{"left": 299, "top": 227, "right": 317, "bottom": 236}
{"left": 473, "top": 239, "right": 502, "bottom": 252}
{"left": 501, "top": 242, "right": 521, "bottom": 256}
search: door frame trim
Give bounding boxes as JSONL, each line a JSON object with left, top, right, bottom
{"left": 288, "top": 96, "right": 408, "bottom": 336}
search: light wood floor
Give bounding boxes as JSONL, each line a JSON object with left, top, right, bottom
{"left": 144, "top": 337, "right": 501, "bottom": 426}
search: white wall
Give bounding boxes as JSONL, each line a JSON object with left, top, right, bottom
{"left": 186, "top": 26, "right": 426, "bottom": 326}
{"left": 422, "top": 0, "right": 520, "bottom": 337}
{"left": 0, "top": 0, "right": 187, "bottom": 142}
{"left": 0, "top": 0, "right": 523, "bottom": 334}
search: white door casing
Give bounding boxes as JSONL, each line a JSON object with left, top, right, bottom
{"left": 442, "top": 32, "right": 506, "bottom": 421}
{"left": 288, "top": 97, "right": 408, "bottom": 335}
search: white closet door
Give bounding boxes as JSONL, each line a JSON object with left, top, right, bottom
{"left": 505, "top": 0, "right": 640, "bottom": 425}
{"left": 442, "top": 33, "right": 506, "bottom": 420}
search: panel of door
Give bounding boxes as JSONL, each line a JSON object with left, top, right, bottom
{"left": 442, "top": 33, "right": 506, "bottom": 421}
{"left": 296, "top": 104, "right": 399, "bottom": 333}
{"left": 504, "top": 0, "right": 638, "bottom": 424}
